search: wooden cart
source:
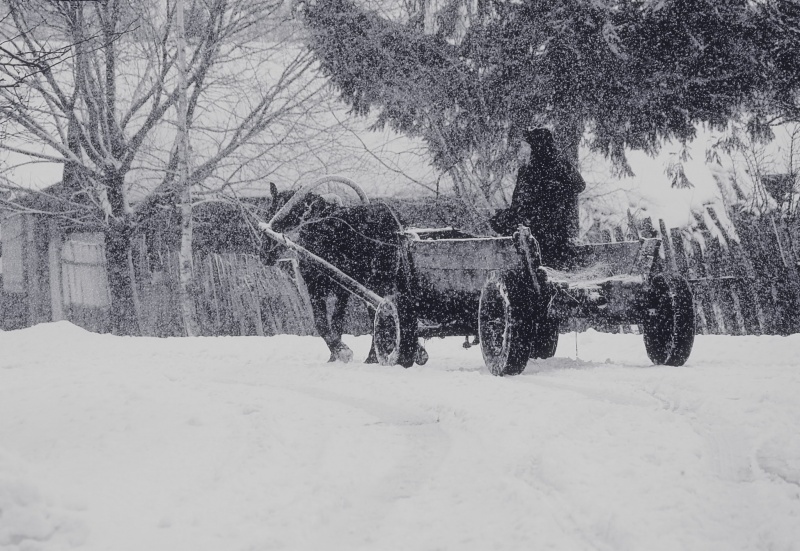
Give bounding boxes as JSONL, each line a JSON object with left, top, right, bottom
{"left": 261, "top": 176, "right": 695, "bottom": 375}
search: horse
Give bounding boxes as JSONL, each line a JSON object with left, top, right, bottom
{"left": 261, "top": 182, "right": 424, "bottom": 366}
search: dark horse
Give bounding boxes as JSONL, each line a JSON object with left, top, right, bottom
{"left": 261, "top": 182, "right": 420, "bottom": 365}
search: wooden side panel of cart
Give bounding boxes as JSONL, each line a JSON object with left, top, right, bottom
{"left": 405, "top": 236, "right": 525, "bottom": 337}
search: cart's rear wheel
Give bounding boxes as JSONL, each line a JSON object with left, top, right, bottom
{"left": 643, "top": 274, "right": 695, "bottom": 366}
{"left": 530, "top": 317, "right": 559, "bottom": 359}
{"left": 479, "top": 272, "right": 532, "bottom": 376}
{"left": 374, "top": 294, "right": 416, "bottom": 368}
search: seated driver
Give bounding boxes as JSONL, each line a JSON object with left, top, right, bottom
{"left": 490, "top": 127, "right": 585, "bottom": 269}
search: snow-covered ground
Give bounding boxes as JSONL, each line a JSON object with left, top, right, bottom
{"left": 1, "top": 322, "right": 799, "bottom": 551}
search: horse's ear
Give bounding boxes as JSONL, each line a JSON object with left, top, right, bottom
{"left": 270, "top": 181, "right": 278, "bottom": 198}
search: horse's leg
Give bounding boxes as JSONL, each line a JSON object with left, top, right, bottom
{"left": 328, "top": 289, "right": 354, "bottom": 363}
{"left": 307, "top": 293, "right": 338, "bottom": 362}
{"left": 414, "top": 341, "right": 429, "bottom": 365}
{"left": 365, "top": 267, "right": 387, "bottom": 365}
{"left": 304, "top": 273, "right": 345, "bottom": 362}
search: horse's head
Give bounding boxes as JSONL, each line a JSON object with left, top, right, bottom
{"left": 259, "top": 182, "right": 331, "bottom": 265}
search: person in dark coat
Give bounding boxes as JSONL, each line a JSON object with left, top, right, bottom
{"left": 490, "top": 127, "right": 586, "bottom": 268}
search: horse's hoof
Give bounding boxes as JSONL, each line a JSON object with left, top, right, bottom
{"left": 329, "top": 344, "right": 354, "bottom": 363}
{"left": 364, "top": 352, "right": 378, "bottom": 364}
{"left": 415, "top": 345, "right": 429, "bottom": 366}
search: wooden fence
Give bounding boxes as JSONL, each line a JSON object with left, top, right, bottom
{"left": 5, "top": 205, "right": 796, "bottom": 338}
{"left": 133, "top": 246, "right": 317, "bottom": 337}
{"left": 593, "top": 207, "right": 800, "bottom": 336}
{"left": 136, "top": 207, "right": 800, "bottom": 339}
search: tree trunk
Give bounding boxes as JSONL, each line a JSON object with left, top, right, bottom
{"left": 553, "top": 120, "right": 583, "bottom": 240}
{"left": 175, "top": 0, "right": 200, "bottom": 337}
{"left": 105, "top": 222, "right": 140, "bottom": 336}
{"left": 178, "top": 193, "right": 200, "bottom": 336}
{"left": 103, "top": 168, "right": 140, "bottom": 336}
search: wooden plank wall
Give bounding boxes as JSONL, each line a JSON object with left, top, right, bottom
{"left": 132, "top": 243, "right": 317, "bottom": 337}
{"left": 141, "top": 208, "right": 800, "bottom": 339}
{"left": 603, "top": 208, "right": 800, "bottom": 336}
{"left": 194, "top": 253, "right": 316, "bottom": 337}
{"left": 0, "top": 214, "right": 30, "bottom": 330}
{"left": 60, "top": 233, "right": 112, "bottom": 333}
{"left": 5, "top": 210, "right": 794, "bottom": 338}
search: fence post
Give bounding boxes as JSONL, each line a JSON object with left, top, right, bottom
{"left": 689, "top": 240, "right": 721, "bottom": 334}
{"left": 706, "top": 235, "right": 742, "bottom": 335}
{"left": 706, "top": 207, "right": 763, "bottom": 335}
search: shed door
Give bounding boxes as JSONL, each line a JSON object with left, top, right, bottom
{"left": 61, "top": 233, "right": 111, "bottom": 309}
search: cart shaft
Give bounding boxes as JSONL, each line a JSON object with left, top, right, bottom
{"left": 259, "top": 223, "right": 384, "bottom": 310}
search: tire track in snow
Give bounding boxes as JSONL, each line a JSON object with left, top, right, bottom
{"left": 205, "top": 377, "right": 454, "bottom": 549}
{"left": 205, "top": 372, "right": 605, "bottom": 550}
{"left": 635, "top": 374, "right": 800, "bottom": 550}
{"left": 110, "top": 334, "right": 800, "bottom": 550}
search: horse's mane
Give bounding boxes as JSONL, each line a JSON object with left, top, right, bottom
{"left": 269, "top": 189, "right": 339, "bottom": 232}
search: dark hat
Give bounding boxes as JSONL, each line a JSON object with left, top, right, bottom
{"left": 522, "top": 127, "right": 553, "bottom": 146}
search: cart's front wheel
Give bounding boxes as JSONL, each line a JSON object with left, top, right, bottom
{"left": 642, "top": 274, "right": 695, "bottom": 366}
{"left": 479, "top": 272, "right": 532, "bottom": 376}
{"left": 374, "top": 294, "right": 416, "bottom": 368}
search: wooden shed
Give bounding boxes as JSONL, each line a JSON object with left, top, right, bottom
{"left": 0, "top": 191, "right": 317, "bottom": 336}
{"left": 0, "top": 189, "right": 507, "bottom": 337}
{"left": 1, "top": 212, "right": 112, "bottom": 332}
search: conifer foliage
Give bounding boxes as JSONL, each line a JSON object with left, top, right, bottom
{"left": 753, "top": 0, "right": 800, "bottom": 125}
{"left": 301, "top": 0, "right": 795, "bottom": 173}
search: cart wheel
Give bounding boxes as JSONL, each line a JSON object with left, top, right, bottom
{"left": 642, "top": 274, "right": 695, "bottom": 366}
{"left": 374, "top": 294, "right": 416, "bottom": 368}
{"left": 479, "top": 272, "right": 532, "bottom": 376}
{"left": 530, "top": 317, "right": 559, "bottom": 359}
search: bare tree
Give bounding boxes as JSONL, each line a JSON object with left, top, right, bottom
{"left": 709, "top": 122, "right": 800, "bottom": 218}
{"left": 0, "top": 9, "right": 75, "bottom": 91}
{"left": 0, "top": 0, "right": 333, "bottom": 335}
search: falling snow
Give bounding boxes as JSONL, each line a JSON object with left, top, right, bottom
{"left": 1, "top": 322, "right": 799, "bottom": 551}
